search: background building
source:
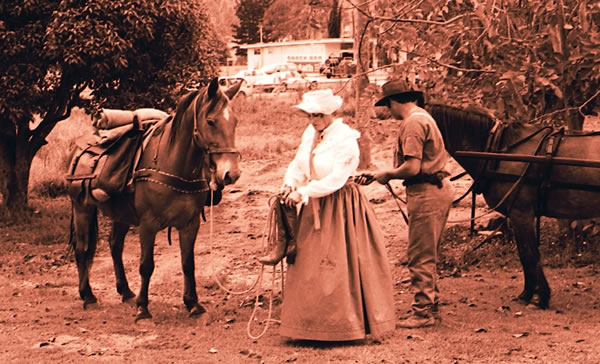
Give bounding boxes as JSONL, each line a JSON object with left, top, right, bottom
{"left": 239, "top": 38, "right": 354, "bottom": 73}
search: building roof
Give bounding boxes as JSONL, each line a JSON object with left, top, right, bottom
{"left": 239, "top": 38, "right": 354, "bottom": 49}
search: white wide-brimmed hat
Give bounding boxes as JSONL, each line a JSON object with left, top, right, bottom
{"left": 294, "top": 89, "right": 343, "bottom": 115}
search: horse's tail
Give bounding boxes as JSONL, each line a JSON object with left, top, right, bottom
{"left": 66, "top": 205, "right": 75, "bottom": 257}
{"left": 66, "top": 201, "right": 99, "bottom": 265}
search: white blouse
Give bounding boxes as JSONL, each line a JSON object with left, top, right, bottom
{"left": 283, "top": 118, "right": 360, "bottom": 205}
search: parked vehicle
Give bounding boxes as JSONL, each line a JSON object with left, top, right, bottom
{"left": 259, "top": 62, "right": 298, "bottom": 76}
{"left": 320, "top": 55, "right": 356, "bottom": 78}
{"left": 233, "top": 69, "right": 275, "bottom": 87}
{"left": 229, "top": 63, "right": 318, "bottom": 94}
{"left": 279, "top": 70, "right": 318, "bottom": 91}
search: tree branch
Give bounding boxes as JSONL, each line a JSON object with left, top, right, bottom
{"left": 402, "top": 49, "right": 497, "bottom": 74}
{"left": 528, "top": 89, "right": 600, "bottom": 124}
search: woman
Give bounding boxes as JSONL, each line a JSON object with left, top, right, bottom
{"left": 259, "top": 89, "right": 396, "bottom": 341}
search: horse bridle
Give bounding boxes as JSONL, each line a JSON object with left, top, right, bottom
{"left": 134, "top": 87, "right": 240, "bottom": 195}
{"left": 190, "top": 90, "right": 241, "bottom": 159}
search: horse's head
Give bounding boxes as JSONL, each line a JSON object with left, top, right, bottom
{"left": 183, "top": 77, "right": 242, "bottom": 187}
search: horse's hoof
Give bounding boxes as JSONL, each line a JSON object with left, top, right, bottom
{"left": 189, "top": 304, "right": 206, "bottom": 317}
{"left": 82, "top": 296, "right": 98, "bottom": 310}
{"left": 517, "top": 291, "right": 533, "bottom": 304}
{"left": 536, "top": 298, "right": 550, "bottom": 310}
{"left": 121, "top": 290, "right": 136, "bottom": 303}
{"left": 135, "top": 307, "right": 152, "bottom": 322}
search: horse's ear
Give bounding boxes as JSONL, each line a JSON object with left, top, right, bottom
{"left": 207, "top": 77, "right": 219, "bottom": 99}
{"left": 224, "top": 79, "right": 243, "bottom": 101}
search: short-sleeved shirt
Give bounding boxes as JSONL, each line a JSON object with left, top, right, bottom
{"left": 393, "top": 110, "right": 448, "bottom": 174}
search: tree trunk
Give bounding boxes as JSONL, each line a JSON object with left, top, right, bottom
{"left": 353, "top": 3, "right": 373, "bottom": 169}
{"left": 0, "top": 134, "right": 13, "bottom": 205}
{"left": 0, "top": 128, "right": 34, "bottom": 218}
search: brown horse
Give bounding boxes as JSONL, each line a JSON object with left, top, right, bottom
{"left": 427, "top": 103, "right": 600, "bottom": 309}
{"left": 67, "top": 78, "right": 242, "bottom": 321}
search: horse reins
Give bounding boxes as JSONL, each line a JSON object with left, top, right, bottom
{"left": 385, "top": 183, "right": 409, "bottom": 224}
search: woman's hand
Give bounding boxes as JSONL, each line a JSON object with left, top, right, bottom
{"left": 279, "top": 184, "right": 294, "bottom": 199}
{"left": 284, "top": 191, "right": 302, "bottom": 207}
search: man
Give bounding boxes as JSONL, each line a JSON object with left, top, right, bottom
{"left": 356, "top": 79, "right": 454, "bottom": 328}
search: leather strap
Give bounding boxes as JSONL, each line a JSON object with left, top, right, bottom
{"left": 308, "top": 130, "right": 322, "bottom": 230}
{"left": 134, "top": 168, "right": 209, "bottom": 194}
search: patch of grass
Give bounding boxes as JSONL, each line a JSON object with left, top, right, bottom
{"left": 1, "top": 196, "right": 72, "bottom": 246}
{"left": 234, "top": 96, "right": 305, "bottom": 159}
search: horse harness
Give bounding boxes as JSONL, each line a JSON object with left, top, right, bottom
{"left": 466, "top": 121, "right": 590, "bottom": 244}
{"left": 133, "top": 92, "right": 240, "bottom": 195}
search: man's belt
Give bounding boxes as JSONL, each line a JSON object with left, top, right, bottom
{"left": 403, "top": 172, "right": 447, "bottom": 188}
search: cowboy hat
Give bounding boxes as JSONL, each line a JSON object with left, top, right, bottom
{"left": 294, "top": 89, "right": 343, "bottom": 115}
{"left": 374, "top": 79, "right": 423, "bottom": 107}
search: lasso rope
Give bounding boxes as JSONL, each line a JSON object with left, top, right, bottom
{"left": 206, "top": 189, "right": 282, "bottom": 339}
{"left": 246, "top": 196, "right": 286, "bottom": 340}
{"left": 208, "top": 190, "right": 262, "bottom": 295}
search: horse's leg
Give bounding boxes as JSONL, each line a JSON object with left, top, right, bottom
{"left": 71, "top": 203, "right": 99, "bottom": 308}
{"left": 178, "top": 218, "right": 205, "bottom": 316}
{"left": 108, "top": 222, "right": 135, "bottom": 302}
{"left": 134, "top": 226, "right": 156, "bottom": 321}
{"left": 510, "top": 214, "right": 551, "bottom": 309}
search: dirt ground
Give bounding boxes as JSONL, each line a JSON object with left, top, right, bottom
{"left": 2, "top": 121, "right": 600, "bottom": 363}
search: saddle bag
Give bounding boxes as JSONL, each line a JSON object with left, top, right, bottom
{"left": 67, "top": 126, "right": 144, "bottom": 199}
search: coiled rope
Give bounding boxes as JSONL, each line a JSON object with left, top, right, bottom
{"left": 206, "top": 190, "right": 283, "bottom": 340}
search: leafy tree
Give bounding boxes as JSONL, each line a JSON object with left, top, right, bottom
{"left": 366, "top": 0, "right": 600, "bottom": 129}
{"left": 262, "top": 0, "right": 332, "bottom": 41}
{"left": 0, "top": 0, "right": 224, "bottom": 217}
{"left": 232, "top": 0, "right": 273, "bottom": 55}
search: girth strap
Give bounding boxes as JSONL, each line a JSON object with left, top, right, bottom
{"left": 134, "top": 168, "right": 209, "bottom": 194}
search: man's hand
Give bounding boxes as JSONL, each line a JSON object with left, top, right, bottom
{"left": 284, "top": 191, "right": 302, "bottom": 207}
{"left": 354, "top": 173, "right": 375, "bottom": 185}
{"left": 374, "top": 171, "right": 391, "bottom": 185}
{"left": 355, "top": 171, "right": 391, "bottom": 185}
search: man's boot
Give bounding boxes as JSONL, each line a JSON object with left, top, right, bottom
{"left": 258, "top": 202, "right": 296, "bottom": 265}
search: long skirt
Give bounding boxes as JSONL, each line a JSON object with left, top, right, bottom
{"left": 280, "top": 183, "right": 396, "bottom": 341}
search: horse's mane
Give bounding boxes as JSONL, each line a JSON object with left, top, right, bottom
{"left": 168, "top": 89, "right": 201, "bottom": 147}
{"left": 167, "top": 85, "right": 230, "bottom": 148}
{"left": 426, "top": 103, "right": 496, "bottom": 152}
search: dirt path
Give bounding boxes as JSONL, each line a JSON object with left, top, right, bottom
{"left": 2, "top": 146, "right": 600, "bottom": 363}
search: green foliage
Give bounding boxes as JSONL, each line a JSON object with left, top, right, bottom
{"left": 45, "top": 0, "right": 223, "bottom": 110}
{"left": 374, "top": 0, "right": 600, "bottom": 128}
{"left": 262, "top": 0, "right": 333, "bottom": 41}
{"left": 232, "top": 0, "right": 273, "bottom": 55}
{"left": 0, "top": 0, "right": 226, "bottom": 214}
